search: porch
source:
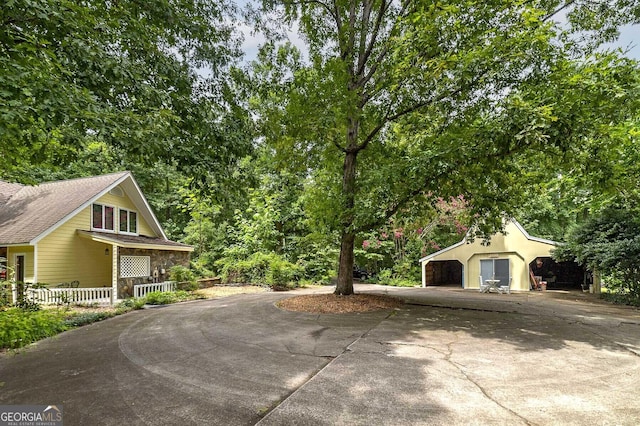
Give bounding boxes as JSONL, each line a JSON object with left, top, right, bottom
{"left": 6, "top": 281, "right": 177, "bottom": 306}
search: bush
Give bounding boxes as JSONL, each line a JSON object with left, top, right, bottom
{"left": 0, "top": 281, "right": 12, "bottom": 308}
{"left": 115, "top": 298, "right": 146, "bottom": 314}
{"left": 555, "top": 206, "right": 640, "bottom": 305}
{"left": 374, "top": 268, "right": 419, "bottom": 287}
{"left": 0, "top": 308, "right": 67, "bottom": 349}
{"left": 143, "top": 290, "right": 201, "bottom": 305}
{"left": 217, "top": 252, "right": 304, "bottom": 289}
{"left": 170, "top": 265, "right": 196, "bottom": 283}
{"left": 266, "top": 257, "right": 303, "bottom": 289}
{"left": 63, "top": 311, "right": 115, "bottom": 327}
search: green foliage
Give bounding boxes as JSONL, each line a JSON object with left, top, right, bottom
{"left": 115, "top": 298, "right": 146, "bottom": 314}
{"left": 170, "top": 265, "right": 197, "bottom": 284}
{"left": 63, "top": 311, "right": 115, "bottom": 327}
{"left": 0, "top": 281, "right": 11, "bottom": 308}
{"left": 373, "top": 269, "right": 419, "bottom": 288}
{"left": 217, "top": 252, "right": 303, "bottom": 289}
{"left": 0, "top": 0, "right": 255, "bottom": 247}
{"left": 143, "top": 290, "right": 200, "bottom": 305}
{"left": 0, "top": 308, "right": 67, "bottom": 349}
{"left": 265, "top": 257, "right": 303, "bottom": 289}
{"left": 554, "top": 206, "right": 640, "bottom": 304}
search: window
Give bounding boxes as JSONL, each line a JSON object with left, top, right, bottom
{"left": 480, "top": 259, "right": 510, "bottom": 284}
{"left": 120, "top": 256, "right": 150, "bottom": 278}
{"left": 119, "top": 209, "right": 138, "bottom": 234}
{"left": 92, "top": 204, "right": 114, "bottom": 231}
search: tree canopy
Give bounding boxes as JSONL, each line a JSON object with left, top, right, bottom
{"left": 249, "top": 0, "right": 640, "bottom": 294}
{"left": 3, "top": 0, "right": 640, "bottom": 301}
{"left": 0, "top": 0, "right": 250, "bottom": 186}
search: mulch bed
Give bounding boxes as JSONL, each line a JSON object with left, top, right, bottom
{"left": 277, "top": 293, "right": 403, "bottom": 314}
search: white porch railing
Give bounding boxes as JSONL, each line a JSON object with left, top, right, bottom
{"left": 134, "top": 281, "right": 176, "bottom": 299}
{"left": 28, "top": 287, "right": 113, "bottom": 305}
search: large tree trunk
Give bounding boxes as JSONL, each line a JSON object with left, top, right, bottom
{"left": 335, "top": 131, "right": 358, "bottom": 295}
{"left": 336, "top": 230, "right": 356, "bottom": 295}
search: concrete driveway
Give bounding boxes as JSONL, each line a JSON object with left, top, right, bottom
{"left": 1, "top": 285, "right": 639, "bottom": 425}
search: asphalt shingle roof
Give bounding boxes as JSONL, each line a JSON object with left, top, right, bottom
{"left": 78, "top": 230, "right": 192, "bottom": 249}
{"left": 0, "top": 172, "right": 129, "bottom": 244}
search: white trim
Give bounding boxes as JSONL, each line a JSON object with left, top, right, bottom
{"left": 111, "top": 245, "right": 118, "bottom": 304}
{"left": 419, "top": 238, "right": 467, "bottom": 264}
{"left": 30, "top": 172, "right": 169, "bottom": 244}
{"left": 118, "top": 208, "right": 138, "bottom": 235}
{"left": 510, "top": 219, "right": 559, "bottom": 246}
{"left": 77, "top": 230, "right": 193, "bottom": 252}
{"left": 33, "top": 244, "right": 38, "bottom": 283}
{"left": 91, "top": 202, "right": 117, "bottom": 233}
{"left": 418, "top": 218, "right": 557, "bottom": 265}
{"left": 124, "top": 175, "right": 167, "bottom": 240}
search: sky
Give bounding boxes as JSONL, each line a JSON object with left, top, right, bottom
{"left": 238, "top": 14, "right": 640, "bottom": 63}
{"left": 604, "top": 25, "right": 640, "bottom": 59}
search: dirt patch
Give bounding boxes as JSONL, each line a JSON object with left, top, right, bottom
{"left": 196, "top": 285, "right": 269, "bottom": 298}
{"left": 277, "top": 293, "right": 403, "bottom": 314}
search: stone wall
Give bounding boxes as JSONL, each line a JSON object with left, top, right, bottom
{"left": 117, "top": 248, "right": 190, "bottom": 298}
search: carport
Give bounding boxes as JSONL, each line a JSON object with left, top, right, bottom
{"left": 419, "top": 219, "right": 590, "bottom": 292}
{"left": 423, "top": 260, "right": 463, "bottom": 286}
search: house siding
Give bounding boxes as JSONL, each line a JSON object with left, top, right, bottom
{"left": 7, "top": 246, "right": 35, "bottom": 283}
{"left": 36, "top": 189, "right": 158, "bottom": 288}
{"left": 37, "top": 207, "right": 111, "bottom": 287}
{"left": 95, "top": 191, "right": 155, "bottom": 236}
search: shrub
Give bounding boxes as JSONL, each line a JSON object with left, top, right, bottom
{"left": 0, "top": 281, "right": 12, "bottom": 308}
{"left": 217, "top": 252, "right": 304, "bottom": 289}
{"left": 0, "top": 308, "right": 67, "bottom": 349}
{"left": 554, "top": 206, "right": 640, "bottom": 305}
{"left": 374, "top": 268, "right": 419, "bottom": 287}
{"left": 63, "top": 311, "right": 115, "bottom": 327}
{"left": 266, "top": 257, "right": 303, "bottom": 289}
{"left": 143, "top": 290, "right": 201, "bottom": 305}
{"left": 170, "top": 265, "right": 196, "bottom": 283}
{"left": 115, "top": 298, "right": 146, "bottom": 314}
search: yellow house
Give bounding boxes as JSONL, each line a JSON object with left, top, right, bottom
{"left": 0, "top": 172, "right": 193, "bottom": 302}
{"left": 419, "top": 219, "right": 587, "bottom": 292}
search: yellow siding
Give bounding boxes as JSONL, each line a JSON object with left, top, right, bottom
{"left": 35, "top": 184, "right": 160, "bottom": 288}
{"left": 37, "top": 207, "right": 111, "bottom": 287}
{"left": 7, "top": 246, "right": 35, "bottom": 283}
{"left": 95, "top": 189, "right": 155, "bottom": 236}
{"left": 422, "top": 221, "right": 556, "bottom": 292}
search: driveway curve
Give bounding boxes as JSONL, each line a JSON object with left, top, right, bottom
{"left": 1, "top": 286, "right": 639, "bottom": 425}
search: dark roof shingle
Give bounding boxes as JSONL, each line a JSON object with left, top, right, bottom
{"left": 0, "top": 172, "right": 129, "bottom": 244}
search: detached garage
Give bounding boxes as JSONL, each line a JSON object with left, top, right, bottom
{"left": 419, "top": 219, "right": 588, "bottom": 292}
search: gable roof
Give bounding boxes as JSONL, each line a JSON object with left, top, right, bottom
{"left": 418, "top": 218, "right": 558, "bottom": 263}
{"left": 0, "top": 172, "right": 167, "bottom": 245}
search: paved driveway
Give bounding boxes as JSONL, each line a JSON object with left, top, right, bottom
{"left": 1, "top": 285, "right": 639, "bottom": 425}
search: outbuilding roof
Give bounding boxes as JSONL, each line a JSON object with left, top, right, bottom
{"left": 418, "top": 218, "right": 559, "bottom": 264}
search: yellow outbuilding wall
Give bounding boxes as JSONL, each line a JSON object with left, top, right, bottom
{"left": 421, "top": 221, "right": 556, "bottom": 292}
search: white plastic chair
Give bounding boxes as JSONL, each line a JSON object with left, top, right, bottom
{"left": 498, "top": 277, "right": 512, "bottom": 294}
{"left": 479, "top": 275, "right": 490, "bottom": 293}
